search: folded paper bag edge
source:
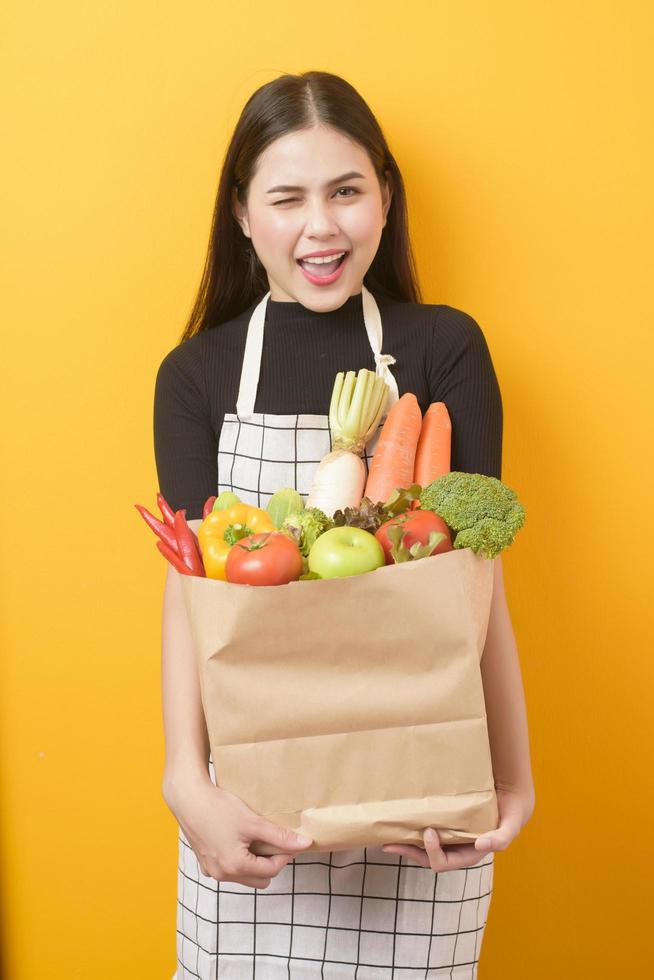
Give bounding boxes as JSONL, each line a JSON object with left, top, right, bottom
{"left": 249, "top": 789, "right": 500, "bottom": 855}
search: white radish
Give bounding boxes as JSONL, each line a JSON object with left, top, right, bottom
{"left": 306, "top": 450, "right": 366, "bottom": 514}
{"left": 306, "top": 369, "right": 389, "bottom": 516}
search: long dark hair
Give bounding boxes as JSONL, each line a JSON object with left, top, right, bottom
{"left": 179, "top": 70, "right": 422, "bottom": 344}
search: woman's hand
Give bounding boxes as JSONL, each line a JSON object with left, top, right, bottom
{"left": 164, "top": 770, "right": 313, "bottom": 889}
{"left": 381, "top": 785, "right": 535, "bottom": 871}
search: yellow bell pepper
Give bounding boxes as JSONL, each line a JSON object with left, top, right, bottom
{"left": 198, "top": 503, "right": 276, "bottom": 580}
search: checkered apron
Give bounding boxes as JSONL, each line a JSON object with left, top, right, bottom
{"left": 174, "top": 287, "right": 494, "bottom": 979}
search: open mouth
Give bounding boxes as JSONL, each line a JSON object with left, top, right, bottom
{"left": 297, "top": 251, "right": 350, "bottom": 284}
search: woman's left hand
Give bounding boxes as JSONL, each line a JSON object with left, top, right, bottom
{"left": 381, "top": 786, "right": 535, "bottom": 871}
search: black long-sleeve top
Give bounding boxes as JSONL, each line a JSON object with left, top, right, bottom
{"left": 153, "top": 289, "right": 503, "bottom": 520}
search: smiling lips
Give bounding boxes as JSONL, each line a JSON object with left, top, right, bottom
{"left": 297, "top": 251, "right": 350, "bottom": 284}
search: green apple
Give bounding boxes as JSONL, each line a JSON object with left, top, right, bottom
{"left": 308, "top": 526, "right": 385, "bottom": 579}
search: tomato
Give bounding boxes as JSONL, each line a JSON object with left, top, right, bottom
{"left": 375, "top": 509, "right": 452, "bottom": 564}
{"left": 225, "top": 531, "right": 303, "bottom": 586}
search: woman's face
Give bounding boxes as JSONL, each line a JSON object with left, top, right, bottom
{"left": 232, "top": 124, "right": 393, "bottom": 310}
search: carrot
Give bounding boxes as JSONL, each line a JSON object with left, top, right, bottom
{"left": 413, "top": 402, "right": 452, "bottom": 487}
{"left": 363, "top": 393, "right": 423, "bottom": 504}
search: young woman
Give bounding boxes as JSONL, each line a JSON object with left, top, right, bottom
{"left": 154, "top": 70, "right": 536, "bottom": 980}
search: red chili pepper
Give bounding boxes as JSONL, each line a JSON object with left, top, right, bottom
{"left": 174, "top": 509, "right": 206, "bottom": 576}
{"left": 203, "top": 495, "right": 217, "bottom": 518}
{"left": 156, "top": 539, "right": 193, "bottom": 575}
{"left": 134, "top": 504, "right": 179, "bottom": 552}
{"left": 157, "top": 491, "right": 176, "bottom": 527}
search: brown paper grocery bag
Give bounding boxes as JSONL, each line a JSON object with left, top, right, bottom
{"left": 180, "top": 546, "right": 499, "bottom": 854}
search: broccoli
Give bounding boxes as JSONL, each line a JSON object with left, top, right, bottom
{"left": 419, "top": 472, "right": 525, "bottom": 559}
{"left": 280, "top": 507, "right": 334, "bottom": 558}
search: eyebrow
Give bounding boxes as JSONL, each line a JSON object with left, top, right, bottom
{"left": 265, "top": 171, "right": 366, "bottom": 194}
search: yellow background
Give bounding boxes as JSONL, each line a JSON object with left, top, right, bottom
{"left": 2, "top": 1, "right": 652, "bottom": 976}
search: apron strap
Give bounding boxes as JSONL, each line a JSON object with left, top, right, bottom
{"left": 236, "top": 291, "right": 268, "bottom": 419}
{"left": 236, "top": 285, "right": 400, "bottom": 419}
{"left": 361, "top": 286, "right": 400, "bottom": 408}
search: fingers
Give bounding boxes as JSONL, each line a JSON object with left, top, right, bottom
{"left": 215, "top": 819, "right": 313, "bottom": 884}
{"left": 475, "top": 833, "right": 508, "bottom": 852}
{"left": 474, "top": 817, "right": 520, "bottom": 853}
{"left": 248, "top": 819, "right": 313, "bottom": 855}
{"left": 383, "top": 828, "right": 496, "bottom": 872}
{"left": 230, "top": 859, "right": 294, "bottom": 889}
{"left": 233, "top": 875, "right": 273, "bottom": 889}
{"left": 202, "top": 850, "right": 293, "bottom": 888}
{"left": 196, "top": 832, "right": 295, "bottom": 881}
{"left": 196, "top": 853, "right": 277, "bottom": 887}
{"left": 241, "top": 849, "right": 295, "bottom": 879}
{"left": 424, "top": 828, "right": 498, "bottom": 871}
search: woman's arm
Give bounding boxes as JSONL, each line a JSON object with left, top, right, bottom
{"left": 160, "top": 517, "right": 212, "bottom": 811}
{"left": 481, "top": 555, "right": 536, "bottom": 810}
{"left": 158, "top": 515, "right": 315, "bottom": 884}
{"left": 153, "top": 346, "right": 217, "bottom": 805}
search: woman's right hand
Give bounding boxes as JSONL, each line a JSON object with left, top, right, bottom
{"left": 164, "top": 771, "right": 313, "bottom": 889}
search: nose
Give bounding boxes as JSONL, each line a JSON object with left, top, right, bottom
{"left": 303, "top": 197, "right": 341, "bottom": 238}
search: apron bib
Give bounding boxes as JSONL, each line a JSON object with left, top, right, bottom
{"left": 217, "top": 284, "right": 399, "bottom": 508}
{"left": 173, "top": 286, "right": 494, "bottom": 979}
